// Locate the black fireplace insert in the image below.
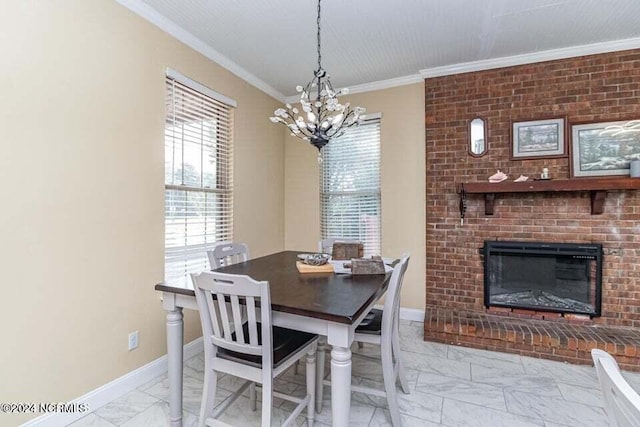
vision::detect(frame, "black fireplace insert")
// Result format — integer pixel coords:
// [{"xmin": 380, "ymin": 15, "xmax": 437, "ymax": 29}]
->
[{"xmin": 483, "ymin": 241, "xmax": 602, "ymax": 317}]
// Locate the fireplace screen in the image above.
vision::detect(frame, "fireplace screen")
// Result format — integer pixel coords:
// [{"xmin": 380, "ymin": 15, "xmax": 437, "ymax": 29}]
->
[{"xmin": 484, "ymin": 241, "xmax": 602, "ymax": 316}]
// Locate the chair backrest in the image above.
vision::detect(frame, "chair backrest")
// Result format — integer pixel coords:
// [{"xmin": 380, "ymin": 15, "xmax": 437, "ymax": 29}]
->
[
  {"xmin": 591, "ymin": 349, "xmax": 640, "ymax": 427},
  {"xmin": 381, "ymin": 254, "xmax": 410, "ymax": 346},
  {"xmin": 208, "ymin": 242, "xmax": 250, "ymax": 269},
  {"xmin": 318, "ymin": 237, "xmax": 362, "ymax": 255},
  {"xmin": 191, "ymin": 271, "xmax": 273, "ymax": 369}
]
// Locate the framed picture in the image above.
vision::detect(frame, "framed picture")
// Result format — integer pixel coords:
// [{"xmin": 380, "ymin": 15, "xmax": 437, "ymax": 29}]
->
[
  {"xmin": 510, "ymin": 117, "xmax": 566, "ymax": 160},
  {"xmin": 571, "ymin": 119, "xmax": 640, "ymax": 178}
]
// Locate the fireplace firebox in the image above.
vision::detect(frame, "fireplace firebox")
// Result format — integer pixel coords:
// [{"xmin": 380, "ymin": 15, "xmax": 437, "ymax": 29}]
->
[{"xmin": 483, "ymin": 241, "xmax": 602, "ymax": 317}]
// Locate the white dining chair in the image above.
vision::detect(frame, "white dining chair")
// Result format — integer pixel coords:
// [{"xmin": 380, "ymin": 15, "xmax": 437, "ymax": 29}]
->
[
  {"xmin": 320, "ymin": 254, "xmax": 411, "ymax": 426},
  {"xmin": 207, "ymin": 242, "xmax": 249, "ymax": 269},
  {"xmin": 206, "ymin": 241, "xmax": 257, "ymax": 405},
  {"xmin": 355, "ymin": 254, "xmax": 411, "ymax": 426},
  {"xmin": 317, "ymin": 237, "xmax": 361, "ymax": 256},
  {"xmin": 591, "ymin": 349, "xmax": 640, "ymax": 427},
  {"xmin": 192, "ymin": 271, "xmax": 318, "ymax": 427}
]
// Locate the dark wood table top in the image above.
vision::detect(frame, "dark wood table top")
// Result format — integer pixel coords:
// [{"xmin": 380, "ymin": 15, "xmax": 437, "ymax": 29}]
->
[{"xmin": 155, "ymin": 251, "xmax": 391, "ymax": 324}]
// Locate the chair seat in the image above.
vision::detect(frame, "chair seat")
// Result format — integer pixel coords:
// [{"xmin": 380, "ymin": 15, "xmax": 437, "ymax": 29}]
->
[
  {"xmin": 355, "ymin": 308, "xmax": 383, "ymax": 335},
  {"xmin": 217, "ymin": 322, "xmax": 317, "ymax": 368}
]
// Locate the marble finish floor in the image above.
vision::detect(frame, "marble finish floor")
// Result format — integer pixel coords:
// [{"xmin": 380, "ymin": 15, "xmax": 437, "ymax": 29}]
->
[{"xmin": 68, "ymin": 321, "xmax": 638, "ymax": 427}]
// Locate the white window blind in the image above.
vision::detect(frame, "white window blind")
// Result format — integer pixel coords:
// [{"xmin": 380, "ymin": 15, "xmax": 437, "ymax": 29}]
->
[
  {"xmin": 165, "ymin": 73, "xmax": 234, "ymax": 287},
  {"xmin": 320, "ymin": 118, "xmax": 381, "ymax": 257}
]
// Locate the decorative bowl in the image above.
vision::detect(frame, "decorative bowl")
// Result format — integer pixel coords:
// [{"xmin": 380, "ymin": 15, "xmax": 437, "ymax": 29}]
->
[{"xmin": 298, "ymin": 253, "xmax": 330, "ymax": 266}]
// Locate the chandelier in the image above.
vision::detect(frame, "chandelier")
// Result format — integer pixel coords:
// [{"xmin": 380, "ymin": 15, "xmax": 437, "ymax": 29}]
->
[{"xmin": 269, "ymin": 0, "xmax": 366, "ymax": 156}]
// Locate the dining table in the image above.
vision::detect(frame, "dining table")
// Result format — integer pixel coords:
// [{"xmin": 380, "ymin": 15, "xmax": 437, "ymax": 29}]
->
[{"xmin": 155, "ymin": 250, "xmax": 392, "ymax": 427}]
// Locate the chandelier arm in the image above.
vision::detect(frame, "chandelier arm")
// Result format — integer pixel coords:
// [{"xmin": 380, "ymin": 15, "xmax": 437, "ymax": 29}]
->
[
  {"xmin": 281, "ymin": 111, "xmax": 297, "ymax": 122},
  {"xmin": 302, "ymin": 82, "xmax": 314, "ymax": 104},
  {"xmin": 339, "ymin": 108, "xmax": 356, "ymax": 123},
  {"xmin": 317, "ymin": 102, "xmax": 330, "ymax": 122},
  {"xmin": 277, "ymin": 118, "xmax": 312, "ymax": 139}
]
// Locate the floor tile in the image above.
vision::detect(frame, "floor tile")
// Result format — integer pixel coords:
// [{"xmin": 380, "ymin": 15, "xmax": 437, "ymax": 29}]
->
[
  {"xmin": 396, "ymin": 387, "xmax": 442, "ymax": 423},
  {"xmin": 448, "ymin": 345, "xmax": 524, "ymax": 369},
  {"xmin": 369, "ymin": 407, "xmax": 442, "ymax": 426},
  {"xmin": 350, "ymin": 376, "xmax": 441, "ymax": 423},
  {"xmin": 521, "ymin": 357, "xmax": 600, "ymax": 388},
  {"xmin": 68, "ymin": 413, "xmax": 117, "ymax": 427},
  {"xmin": 403, "ymin": 352, "xmax": 471, "ymax": 380},
  {"xmin": 351, "ymin": 379, "xmax": 389, "ymax": 408},
  {"xmin": 622, "ymin": 371, "xmax": 640, "ymax": 393},
  {"xmin": 215, "ymin": 396, "xmax": 295, "ymax": 426},
  {"xmin": 441, "ymin": 399, "xmax": 544, "ymax": 427},
  {"xmin": 143, "ymin": 373, "xmax": 232, "ymax": 415},
  {"xmin": 469, "ymin": 362, "xmax": 525, "ymax": 379},
  {"xmin": 416, "ymin": 372, "xmax": 507, "ymax": 410},
  {"xmin": 95, "ymin": 389, "xmax": 159, "ymax": 425},
  {"xmin": 137, "ymin": 374, "xmax": 165, "ymax": 393},
  {"xmin": 471, "ymin": 366, "xmax": 562, "ymax": 397},
  {"xmin": 280, "ymin": 362, "xmax": 317, "ymax": 387},
  {"xmin": 185, "ymin": 353, "xmax": 205, "ymax": 374},
  {"xmin": 312, "ymin": 391, "xmax": 376, "ymax": 426},
  {"xmin": 119, "ymin": 401, "xmax": 198, "ymax": 427},
  {"xmin": 556, "ymin": 381, "xmax": 605, "ymax": 408},
  {"xmin": 351, "ymin": 359, "xmax": 419, "ymax": 392},
  {"xmin": 505, "ymin": 389, "xmax": 609, "ymax": 426},
  {"xmin": 350, "ymin": 357, "xmax": 388, "ymax": 383},
  {"xmin": 352, "ymin": 342, "xmax": 384, "ymax": 358},
  {"xmin": 399, "ymin": 327, "xmax": 448, "ymax": 358},
  {"xmin": 70, "ymin": 323, "xmax": 627, "ymax": 427}
]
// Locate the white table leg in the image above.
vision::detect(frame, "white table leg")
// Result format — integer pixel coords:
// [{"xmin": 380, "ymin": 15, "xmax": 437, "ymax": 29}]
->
[
  {"xmin": 330, "ymin": 346, "xmax": 352, "ymax": 427},
  {"xmin": 167, "ymin": 307, "xmax": 184, "ymax": 427},
  {"xmin": 315, "ymin": 336, "xmax": 326, "ymax": 413}
]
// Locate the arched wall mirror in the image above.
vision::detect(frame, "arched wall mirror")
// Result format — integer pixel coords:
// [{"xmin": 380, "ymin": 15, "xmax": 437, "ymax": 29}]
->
[{"xmin": 469, "ymin": 117, "xmax": 487, "ymax": 157}]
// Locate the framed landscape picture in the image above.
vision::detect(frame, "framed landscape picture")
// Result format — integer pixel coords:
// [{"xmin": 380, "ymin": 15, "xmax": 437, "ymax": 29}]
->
[
  {"xmin": 570, "ymin": 120, "xmax": 640, "ymax": 178},
  {"xmin": 510, "ymin": 117, "xmax": 567, "ymax": 160}
]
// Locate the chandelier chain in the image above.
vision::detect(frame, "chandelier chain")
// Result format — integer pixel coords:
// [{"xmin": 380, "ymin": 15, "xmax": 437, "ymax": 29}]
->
[
  {"xmin": 317, "ymin": 0, "xmax": 322, "ymax": 71},
  {"xmin": 269, "ymin": 0, "xmax": 366, "ymax": 151}
]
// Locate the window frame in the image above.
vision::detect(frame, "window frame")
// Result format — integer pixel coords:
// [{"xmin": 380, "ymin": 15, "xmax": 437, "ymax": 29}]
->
[
  {"xmin": 164, "ymin": 69, "xmax": 235, "ymax": 286},
  {"xmin": 319, "ymin": 114, "xmax": 382, "ymax": 257}
]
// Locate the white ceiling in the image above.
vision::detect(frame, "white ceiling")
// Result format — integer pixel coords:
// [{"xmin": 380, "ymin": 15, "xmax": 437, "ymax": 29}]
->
[{"xmin": 121, "ymin": 0, "xmax": 640, "ymax": 101}]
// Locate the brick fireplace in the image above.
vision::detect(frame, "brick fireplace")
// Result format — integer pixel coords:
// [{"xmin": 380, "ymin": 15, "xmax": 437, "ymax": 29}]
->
[{"xmin": 424, "ymin": 49, "xmax": 640, "ymax": 370}]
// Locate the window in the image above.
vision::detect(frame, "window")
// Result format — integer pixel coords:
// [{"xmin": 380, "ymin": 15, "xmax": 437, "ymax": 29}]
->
[
  {"xmin": 320, "ymin": 116, "xmax": 381, "ymax": 256},
  {"xmin": 164, "ymin": 70, "xmax": 235, "ymax": 286}
]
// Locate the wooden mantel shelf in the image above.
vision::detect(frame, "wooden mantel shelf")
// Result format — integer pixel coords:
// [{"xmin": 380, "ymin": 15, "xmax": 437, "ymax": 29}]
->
[{"xmin": 457, "ymin": 177, "xmax": 640, "ymax": 215}]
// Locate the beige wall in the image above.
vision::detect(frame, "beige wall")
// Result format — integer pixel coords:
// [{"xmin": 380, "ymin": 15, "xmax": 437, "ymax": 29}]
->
[
  {"xmin": 0, "ymin": 1, "xmax": 283, "ymax": 424},
  {"xmin": 284, "ymin": 83, "xmax": 426, "ymax": 310}
]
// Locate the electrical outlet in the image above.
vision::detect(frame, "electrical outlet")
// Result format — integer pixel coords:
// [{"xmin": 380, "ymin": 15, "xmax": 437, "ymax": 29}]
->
[{"xmin": 128, "ymin": 331, "xmax": 139, "ymax": 351}]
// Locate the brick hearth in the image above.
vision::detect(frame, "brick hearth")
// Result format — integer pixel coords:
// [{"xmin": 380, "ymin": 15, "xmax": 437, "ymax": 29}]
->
[{"xmin": 424, "ymin": 307, "xmax": 640, "ymax": 371}]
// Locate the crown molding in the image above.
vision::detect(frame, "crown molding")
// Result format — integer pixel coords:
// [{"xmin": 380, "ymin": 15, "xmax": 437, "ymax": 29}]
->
[
  {"xmin": 116, "ymin": 0, "xmax": 286, "ymax": 103},
  {"xmin": 283, "ymin": 73, "xmax": 422, "ymax": 104},
  {"xmin": 420, "ymin": 37, "xmax": 640, "ymax": 79},
  {"xmin": 116, "ymin": 0, "xmax": 640, "ymax": 100}
]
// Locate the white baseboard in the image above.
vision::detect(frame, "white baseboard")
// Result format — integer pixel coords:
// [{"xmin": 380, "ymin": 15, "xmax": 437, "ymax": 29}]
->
[
  {"xmin": 22, "ymin": 337, "xmax": 204, "ymax": 427},
  {"xmin": 399, "ymin": 307, "xmax": 426, "ymax": 322},
  {"xmin": 373, "ymin": 305, "xmax": 425, "ymax": 323}
]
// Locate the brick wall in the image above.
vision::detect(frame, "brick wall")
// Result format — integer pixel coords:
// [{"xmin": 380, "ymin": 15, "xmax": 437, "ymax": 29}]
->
[{"xmin": 425, "ymin": 49, "xmax": 640, "ymax": 328}]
